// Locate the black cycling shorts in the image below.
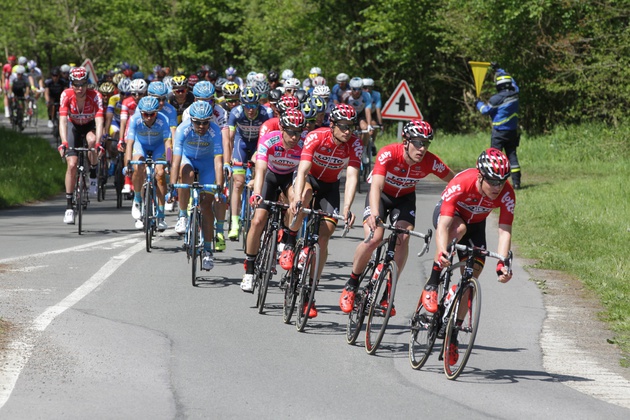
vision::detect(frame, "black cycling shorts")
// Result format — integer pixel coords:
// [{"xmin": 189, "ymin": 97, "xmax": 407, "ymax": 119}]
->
[
  {"xmin": 362, "ymin": 189, "xmax": 415, "ymax": 226},
  {"xmin": 433, "ymin": 200, "xmax": 487, "ymax": 266}
]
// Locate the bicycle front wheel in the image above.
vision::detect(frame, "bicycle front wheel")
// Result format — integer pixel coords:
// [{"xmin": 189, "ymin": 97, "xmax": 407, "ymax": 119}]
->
[
  {"xmin": 143, "ymin": 184, "xmax": 154, "ymax": 252},
  {"xmin": 257, "ymin": 228, "xmax": 277, "ymax": 314},
  {"xmin": 296, "ymin": 243, "xmax": 320, "ymax": 332},
  {"xmin": 365, "ymin": 262, "xmax": 398, "ymax": 355},
  {"xmin": 242, "ymin": 188, "xmax": 253, "ymax": 252},
  {"xmin": 97, "ymin": 155, "xmax": 107, "ymax": 202},
  {"xmin": 409, "ymin": 298, "xmax": 440, "ymax": 370},
  {"xmin": 75, "ymin": 174, "xmax": 85, "ymax": 235},
  {"xmin": 190, "ymin": 207, "xmax": 201, "ymax": 287},
  {"xmin": 346, "ymin": 261, "xmax": 376, "ymax": 345},
  {"xmin": 443, "ymin": 278, "xmax": 481, "ymax": 380}
]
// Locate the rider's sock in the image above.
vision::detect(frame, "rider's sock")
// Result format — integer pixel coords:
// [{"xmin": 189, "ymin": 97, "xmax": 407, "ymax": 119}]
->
[
  {"xmin": 204, "ymin": 241, "xmax": 213, "ymax": 253},
  {"xmin": 134, "ymin": 192, "xmax": 142, "ymax": 202},
  {"xmin": 178, "ymin": 209, "xmax": 187, "ymax": 218},
  {"xmin": 347, "ymin": 271, "xmax": 361, "ymax": 289},
  {"xmin": 66, "ymin": 193, "xmax": 73, "ymax": 209},
  {"xmin": 426, "ymin": 262, "xmax": 442, "ymax": 287},
  {"xmin": 215, "ymin": 220, "xmax": 224, "ymax": 234},
  {"xmin": 232, "ymin": 215, "xmax": 240, "ymax": 225},
  {"xmin": 157, "ymin": 205, "xmax": 165, "ymax": 218},
  {"xmin": 89, "ymin": 165, "xmax": 97, "ymax": 178},
  {"xmin": 245, "ymin": 254, "xmax": 256, "ymax": 275}
]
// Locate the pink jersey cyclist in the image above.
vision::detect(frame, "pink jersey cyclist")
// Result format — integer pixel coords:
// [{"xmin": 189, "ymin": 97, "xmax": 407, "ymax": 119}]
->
[
  {"xmin": 300, "ymin": 126, "xmax": 362, "ymax": 183},
  {"xmin": 257, "ymin": 129, "xmax": 304, "ymax": 175}
]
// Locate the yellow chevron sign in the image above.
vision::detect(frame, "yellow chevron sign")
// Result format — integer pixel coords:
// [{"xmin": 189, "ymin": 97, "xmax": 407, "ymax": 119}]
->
[{"xmin": 469, "ymin": 61, "xmax": 491, "ymax": 97}]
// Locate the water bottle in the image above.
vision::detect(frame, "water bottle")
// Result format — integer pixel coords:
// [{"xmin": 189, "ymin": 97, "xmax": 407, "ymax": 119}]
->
[
  {"xmin": 372, "ymin": 263, "xmax": 383, "ymax": 282},
  {"xmin": 442, "ymin": 284, "xmax": 458, "ymax": 323},
  {"xmin": 297, "ymin": 247, "xmax": 309, "ymax": 270}
]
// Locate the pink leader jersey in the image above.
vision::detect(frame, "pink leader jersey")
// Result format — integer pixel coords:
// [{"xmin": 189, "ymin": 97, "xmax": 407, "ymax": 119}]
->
[{"xmin": 256, "ymin": 130, "xmax": 304, "ymax": 175}]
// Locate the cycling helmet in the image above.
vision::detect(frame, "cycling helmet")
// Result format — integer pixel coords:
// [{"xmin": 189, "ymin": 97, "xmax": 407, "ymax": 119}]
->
[
  {"xmin": 280, "ymin": 108, "xmax": 306, "ymax": 130},
  {"xmin": 132, "ymin": 71, "xmax": 144, "ymax": 80},
  {"xmin": 187, "ymin": 74, "xmax": 199, "ymax": 88},
  {"xmin": 495, "ymin": 73, "xmax": 514, "ymax": 91},
  {"xmin": 60, "ymin": 64, "xmax": 71, "ymax": 73},
  {"xmin": 112, "ymin": 73, "xmax": 125, "ymax": 85},
  {"xmin": 130, "ymin": 64, "xmax": 139, "ymax": 72},
  {"xmin": 277, "ymin": 94, "xmax": 300, "ymax": 113},
  {"xmin": 192, "ymin": 80, "xmax": 216, "ymax": 99},
  {"xmin": 27, "ymin": 60, "xmax": 37, "ymax": 70},
  {"xmin": 309, "ymin": 67, "xmax": 322, "ymax": 76},
  {"xmin": 301, "ymin": 101, "xmax": 317, "ymax": 119},
  {"xmin": 137, "ymin": 96, "xmax": 160, "ymax": 113},
  {"xmin": 153, "ymin": 65, "xmax": 162, "ymax": 74},
  {"xmin": 362, "ymin": 78, "xmax": 375, "ymax": 87},
  {"xmin": 18, "ymin": 56, "xmax": 27, "ymax": 65},
  {"xmin": 129, "ymin": 78, "xmax": 148, "ymax": 94},
  {"xmin": 171, "ymin": 75, "xmax": 187, "ymax": 89},
  {"xmin": 284, "ymin": 77, "xmax": 300, "ymax": 89},
  {"xmin": 349, "ymin": 77, "xmax": 363, "ymax": 89},
  {"xmin": 222, "ymin": 81, "xmax": 240, "ymax": 97},
  {"xmin": 336, "ymin": 73, "xmax": 349, "ymax": 83},
  {"xmin": 215, "ymin": 77, "xmax": 228, "ymax": 90},
  {"xmin": 117, "ymin": 78, "xmax": 132, "ymax": 94},
  {"xmin": 15, "ymin": 65, "xmax": 26, "ymax": 75},
  {"xmin": 225, "ymin": 66, "xmax": 237, "ymax": 77},
  {"xmin": 269, "ymin": 88, "xmax": 283, "ymax": 104},
  {"xmin": 254, "ymin": 80, "xmax": 270, "ymax": 95},
  {"xmin": 402, "ymin": 120, "xmax": 434, "ymax": 141},
  {"xmin": 246, "ymin": 71, "xmax": 257, "ymax": 86},
  {"xmin": 7, "ymin": 55, "xmax": 16, "ymax": 63},
  {"xmin": 330, "ymin": 104, "xmax": 357, "ymax": 123},
  {"xmin": 310, "ymin": 95, "xmax": 327, "ymax": 114},
  {"xmin": 148, "ymin": 81, "xmax": 168, "ymax": 97},
  {"xmin": 208, "ymin": 69, "xmax": 218, "ymax": 80},
  {"xmin": 313, "ymin": 85, "xmax": 331, "ymax": 99},
  {"xmin": 69, "ymin": 67, "xmax": 88, "ymax": 82},
  {"xmin": 162, "ymin": 75, "xmax": 173, "ymax": 92},
  {"xmin": 477, "ymin": 148, "xmax": 511, "ymax": 181},
  {"xmin": 98, "ymin": 82, "xmax": 116, "ymax": 95},
  {"xmin": 281, "ymin": 69, "xmax": 294, "ymax": 80},
  {"xmin": 268, "ymin": 70, "xmax": 279, "ymax": 82},
  {"xmin": 295, "ymin": 89, "xmax": 308, "ymax": 103},
  {"xmin": 312, "ymin": 76, "xmax": 326, "ymax": 87},
  {"xmin": 254, "ymin": 72, "xmax": 266, "ymax": 83},
  {"xmin": 50, "ymin": 67, "xmax": 60, "ymax": 77},
  {"xmin": 189, "ymin": 100, "xmax": 213, "ymax": 120},
  {"xmin": 240, "ymin": 86, "xmax": 259, "ymax": 104}
]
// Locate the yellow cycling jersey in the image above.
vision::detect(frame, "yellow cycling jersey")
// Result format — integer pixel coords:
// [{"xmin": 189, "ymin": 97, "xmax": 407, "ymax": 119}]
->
[{"xmin": 107, "ymin": 94, "xmax": 122, "ymax": 123}]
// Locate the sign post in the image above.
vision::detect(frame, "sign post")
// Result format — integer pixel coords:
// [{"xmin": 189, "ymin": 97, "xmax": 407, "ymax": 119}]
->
[{"xmin": 381, "ymin": 80, "xmax": 423, "ymax": 139}]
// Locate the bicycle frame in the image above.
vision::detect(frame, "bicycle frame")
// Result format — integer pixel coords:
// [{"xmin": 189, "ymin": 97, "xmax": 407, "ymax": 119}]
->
[{"xmin": 69, "ymin": 147, "xmax": 94, "ymax": 235}]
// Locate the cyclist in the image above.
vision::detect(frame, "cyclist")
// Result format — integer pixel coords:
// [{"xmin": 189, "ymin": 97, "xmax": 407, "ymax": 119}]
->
[
  {"xmin": 98, "ymin": 82, "xmax": 118, "ymax": 156},
  {"xmin": 288, "ymin": 104, "xmax": 362, "ymax": 316},
  {"xmin": 58, "ymin": 67, "xmax": 105, "ymax": 224},
  {"xmin": 225, "ymin": 66, "xmax": 244, "ymax": 89},
  {"xmin": 120, "ymin": 78, "xmax": 147, "ymax": 148},
  {"xmin": 283, "ymin": 77, "xmax": 300, "ymax": 97},
  {"xmin": 241, "ymin": 109, "xmax": 307, "ymax": 293},
  {"xmin": 267, "ymin": 70, "xmax": 280, "ymax": 90},
  {"xmin": 342, "ymin": 77, "xmax": 373, "ymax": 147},
  {"xmin": 309, "ymin": 95, "xmax": 329, "ymax": 128},
  {"xmin": 2, "ymin": 55, "xmax": 17, "ymax": 118},
  {"xmin": 8, "ymin": 65, "xmax": 30, "ymax": 130},
  {"xmin": 259, "ymin": 94, "xmax": 299, "ymax": 136},
  {"xmin": 225, "ymin": 86, "xmax": 272, "ymax": 240},
  {"xmin": 362, "ymin": 77, "xmax": 382, "ymax": 155},
  {"xmin": 267, "ymin": 88, "xmax": 283, "ymax": 117},
  {"xmin": 331, "ymin": 73, "xmax": 349, "ymax": 105},
  {"xmin": 171, "ymin": 101, "xmax": 224, "ymax": 271},
  {"xmin": 145, "ymin": 81, "xmax": 178, "ymax": 143},
  {"xmin": 339, "ymin": 120, "xmax": 455, "ymax": 315},
  {"xmin": 220, "ymin": 81, "xmax": 240, "ymax": 113},
  {"xmin": 126, "ymin": 96, "xmax": 171, "ymax": 230},
  {"xmin": 44, "ymin": 67, "xmax": 67, "ymax": 129},
  {"xmin": 168, "ymin": 75, "xmax": 195, "ymax": 124},
  {"xmin": 421, "ymin": 148, "xmax": 515, "ymax": 364}
]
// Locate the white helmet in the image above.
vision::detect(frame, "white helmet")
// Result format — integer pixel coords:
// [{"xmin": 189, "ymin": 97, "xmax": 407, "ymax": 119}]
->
[
  {"xmin": 254, "ymin": 72, "xmax": 266, "ymax": 83},
  {"xmin": 60, "ymin": 64, "xmax": 71, "ymax": 73},
  {"xmin": 312, "ymin": 76, "xmax": 326, "ymax": 86},
  {"xmin": 15, "ymin": 65, "xmax": 26, "ymax": 74},
  {"xmin": 362, "ymin": 78, "xmax": 374, "ymax": 87},
  {"xmin": 246, "ymin": 71, "xmax": 257, "ymax": 86},
  {"xmin": 129, "ymin": 78, "xmax": 148, "ymax": 94},
  {"xmin": 336, "ymin": 73, "xmax": 349, "ymax": 83},
  {"xmin": 309, "ymin": 67, "xmax": 322, "ymax": 76},
  {"xmin": 281, "ymin": 69, "xmax": 294, "ymax": 80},
  {"xmin": 27, "ymin": 60, "xmax": 37, "ymax": 70},
  {"xmin": 284, "ymin": 77, "xmax": 300, "ymax": 89},
  {"xmin": 349, "ymin": 77, "xmax": 363, "ymax": 89},
  {"xmin": 18, "ymin": 56, "xmax": 27, "ymax": 65},
  {"xmin": 313, "ymin": 85, "xmax": 331, "ymax": 98}
]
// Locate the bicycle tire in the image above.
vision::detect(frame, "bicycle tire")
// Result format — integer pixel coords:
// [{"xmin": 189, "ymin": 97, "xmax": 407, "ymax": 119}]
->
[
  {"xmin": 97, "ymin": 156, "xmax": 106, "ymax": 202},
  {"xmin": 365, "ymin": 262, "xmax": 398, "ymax": 355},
  {"xmin": 114, "ymin": 156, "xmax": 124, "ymax": 208},
  {"xmin": 443, "ymin": 278, "xmax": 481, "ymax": 380},
  {"xmin": 409, "ymin": 300, "xmax": 440, "ymax": 369},
  {"xmin": 242, "ymin": 187, "xmax": 252, "ymax": 252},
  {"xmin": 257, "ymin": 228, "xmax": 277, "ymax": 314},
  {"xmin": 190, "ymin": 207, "xmax": 200, "ymax": 286},
  {"xmin": 31, "ymin": 102, "xmax": 38, "ymax": 127},
  {"xmin": 253, "ymin": 222, "xmax": 272, "ymax": 306},
  {"xmin": 296, "ymin": 243, "xmax": 320, "ymax": 332},
  {"xmin": 144, "ymin": 184, "xmax": 153, "ymax": 252},
  {"xmin": 76, "ymin": 174, "xmax": 84, "ymax": 235},
  {"xmin": 346, "ymin": 260, "xmax": 377, "ymax": 345}
]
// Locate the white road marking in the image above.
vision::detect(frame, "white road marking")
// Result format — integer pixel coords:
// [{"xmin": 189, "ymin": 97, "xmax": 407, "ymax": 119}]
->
[{"xmin": 0, "ymin": 239, "xmax": 144, "ymax": 408}]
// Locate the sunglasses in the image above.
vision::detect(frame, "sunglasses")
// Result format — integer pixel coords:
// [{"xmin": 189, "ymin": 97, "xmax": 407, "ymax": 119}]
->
[
  {"xmin": 132, "ymin": 93, "xmax": 145, "ymax": 97},
  {"xmin": 73, "ymin": 83, "xmax": 88, "ymax": 88},
  {"xmin": 284, "ymin": 129, "xmax": 302, "ymax": 137},
  {"xmin": 174, "ymin": 89, "xmax": 186, "ymax": 94},
  {"xmin": 284, "ymin": 88, "xmax": 296, "ymax": 93},
  {"xmin": 192, "ymin": 119, "xmax": 210, "ymax": 126},
  {"xmin": 351, "ymin": 88, "xmax": 361, "ymax": 91},
  {"xmin": 141, "ymin": 112, "xmax": 156, "ymax": 118},
  {"xmin": 408, "ymin": 139, "xmax": 431, "ymax": 149},
  {"xmin": 336, "ymin": 123, "xmax": 353, "ymax": 132},
  {"xmin": 225, "ymin": 98, "xmax": 240, "ymax": 103},
  {"xmin": 306, "ymin": 118, "xmax": 316, "ymax": 123},
  {"xmin": 484, "ymin": 177, "xmax": 507, "ymax": 187},
  {"xmin": 243, "ymin": 103, "xmax": 258, "ymax": 110}
]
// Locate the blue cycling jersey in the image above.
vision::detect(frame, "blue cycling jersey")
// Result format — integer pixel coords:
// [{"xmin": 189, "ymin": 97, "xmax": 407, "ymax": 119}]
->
[
  {"xmin": 227, "ymin": 105, "xmax": 271, "ymax": 142},
  {"xmin": 344, "ymin": 90, "xmax": 372, "ymax": 114},
  {"xmin": 127, "ymin": 112, "xmax": 171, "ymax": 147},
  {"xmin": 132, "ymin": 102, "xmax": 178, "ymax": 128},
  {"xmin": 369, "ymin": 90, "xmax": 382, "ymax": 109},
  {"xmin": 173, "ymin": 119, "xmax": 223, "ymax": 160}
]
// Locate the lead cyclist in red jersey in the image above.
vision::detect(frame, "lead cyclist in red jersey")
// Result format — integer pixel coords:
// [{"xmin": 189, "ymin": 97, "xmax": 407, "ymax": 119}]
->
[{"xmin": 58, "ymin": 67, "xmax": 105, "ymax": 224}]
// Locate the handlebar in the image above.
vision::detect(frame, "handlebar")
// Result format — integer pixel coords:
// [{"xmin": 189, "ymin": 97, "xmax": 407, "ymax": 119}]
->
[
  {"xmin": 129, "ymin": 160, "xmax": 169, "ymax": 166},
  {"xmin": 447, "ymin": 239, "xmax": 512, "ymax": 273},
  {"xmin": 173, "ymin": 183, "xmax": 220, "ymax": 193},
  {"xmin": 363, "ymin": 222, "xmax": 433, "ymax": 257}
]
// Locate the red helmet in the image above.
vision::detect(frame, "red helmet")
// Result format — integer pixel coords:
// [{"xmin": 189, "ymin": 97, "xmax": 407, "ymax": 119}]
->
[
  {"xmin": 7, "ymin": 55, "xmax": 16, "ymax": 63},
  {"xmin": 330, "ymin": 104, "xmax": 357, "ymax": 122},
  {"xmin": 402, "ymin": 120, "xmax": 433, "ymax": 140},
  {"xmin": 477, "ymin": 148, "xmax": 511, "ymax": 181},
  {"xmin": 277, "ymin": 94, "xmax": 299, "ymax": 113},
  {"xmin": 280, "ymin": 108, "xmax": 306, "ymax": 130},
  {"xmin": 187, "ymin": 74, "xmax": 199, "ymax": 88},
  {"xmin": 69, "ymin": 67, "xmax": 89, "ymax": 83}
]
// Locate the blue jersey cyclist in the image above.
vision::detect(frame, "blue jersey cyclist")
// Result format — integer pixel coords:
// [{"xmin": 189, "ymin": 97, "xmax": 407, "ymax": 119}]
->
[
  {"xmin": 225, "ymin": 86, "xmax": 272, "ymax": 240},
  {"xmin": 126, "ymin": 96, "xmax": 172, "ymax": 231},
  {"xmin": 171, "ymin": 101, "xmax": 224, "ymax": 271},
  {"xmin": 342, "ymin": 77, "xmax": 373, "ymax": 146}
]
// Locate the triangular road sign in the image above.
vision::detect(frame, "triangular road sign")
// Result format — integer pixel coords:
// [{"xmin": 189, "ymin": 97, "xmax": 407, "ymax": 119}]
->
[
  {"xmin": 381, "ymin": 80, "xmax": 423, "ymax": 121},
  {"xmin": 81, "ymin": 59, "xmax": 98, "ymax": 84}
]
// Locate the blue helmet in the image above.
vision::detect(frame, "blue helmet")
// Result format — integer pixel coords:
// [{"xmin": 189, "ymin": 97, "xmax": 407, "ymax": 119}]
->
[
  {"xmin": 192, "ymin": 81, "xmax": 216, "ymax": 99},
  {"xmin": 240, "ymin": 86, "xmax": 259, "ymax": 104},
  {"xmin": 301, "ymin": 101, "xmax": 317, "ymax": 119},
  {"xmin": 147, "ymin": 81, "xmax": 168, "ymax": 97},
  {"xmin": 309, "ymin": 95, "xmax": 327, "ymax": 114},
  {"xmin": 189, "ymin": 101, "xmax": 213, "ymax": 120},
  {"xmin": 117, "ymin": 78, "xmax": 131, "ymax": 94},
  {"xmin": 137, "ymin": 96, "xmax": 160, "ymax": 113},
  {"xmin": 225, "ymin": 66, "xmax": 237, "ymax": 77}
]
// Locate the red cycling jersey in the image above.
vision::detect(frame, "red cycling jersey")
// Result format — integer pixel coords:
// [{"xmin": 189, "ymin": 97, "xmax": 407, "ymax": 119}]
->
[
  {"xmin": 440, "ymin": 168, "xmax": 515, "ymax": 225},
  {"xmin": 300, "ymin": 127, "xmax": 362, "ymax": 183},
  {"xmin": 59, "ymin": 88, "xmax": 104, "ymax": 125},
  {"xmin": 372, "ymin": 143, "xmax": 451, "ymax": 197},
  {"xmin": 259, "ymin": 117, "xmax": 280, "ymax": 137},
  {"xmin": 120, "ymin": 96, "xmax": 139, "ymax": 121}
]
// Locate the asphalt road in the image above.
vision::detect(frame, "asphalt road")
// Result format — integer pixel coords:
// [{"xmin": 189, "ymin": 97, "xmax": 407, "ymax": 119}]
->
[{"xmin": 0, "ymin": 116, "xmax": 629, "ymax": 418}]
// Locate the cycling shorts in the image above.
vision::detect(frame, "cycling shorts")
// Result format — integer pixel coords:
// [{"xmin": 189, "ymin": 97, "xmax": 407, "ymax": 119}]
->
[
  {"xmin": 305, "ymin": 175, "xmax": 340, "ymax": 225},
  {"xmin": 65, "ymin": 120, "xmax": 96, "ymax": 157},
  {"xmin": 232, "ymin": 136, "xmax": 257, "ymax": 174},
  {"xmin": 433, "ymin": 200, "xmax": 487, "ymax": 267},
  {"xmin": 181, "ymin": 155, "xmax": 217, "ymax": 192},
  {"xmin": 259, "ymin": 171, "xmax": 293, "ymax": 211},
  {"xmin": 363, "ymin": 190, "xmax": 415, "ymax": 226},
  {"xmin": 132, "ymin": 141, "xmax": 166, "ymax": 161}
]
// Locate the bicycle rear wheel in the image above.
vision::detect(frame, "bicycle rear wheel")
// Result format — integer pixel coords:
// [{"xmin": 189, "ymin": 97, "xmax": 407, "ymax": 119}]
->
[
  {"xmin": 114, "ymin": 155, "xmax": 124, "ymax": 208},
  {"xmin": 143, "ymin": 183, "xmax": 154, "ymax": 252},
  {"xmin": 241, "ymin": 187, "xmax": 252, "ymax": 252},
  {"xmin": 257, "ymin": 228, "xmax": 277, "ymax": 313},
  {"xmin": 190, "ymin": 207, "xmax": 201, "ymax": 286},
  {"xmin": 75, "ymin": 173, "xmax": 86, "ymax": 235},
  {"xmin": 346, "ymin": 261, "xmax": 376, "ymax": 345},
  {"xmin": 443, "ymin": 278, "xmax": 481, "ymax": 380},
  {"xmin": 296, "ymin": 243, "xmax": 320, "ymax": 332},
  {"xmin": 365, "ymin": 262, "xmax": 398, "ymax": 355},
  {"xmin": 97, "ymin": 155, "xmax": 107, "ymax": 202}
]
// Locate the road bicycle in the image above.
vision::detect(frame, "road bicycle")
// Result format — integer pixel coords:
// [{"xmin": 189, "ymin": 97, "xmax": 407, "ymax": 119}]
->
[
  {"xmin": 113, "ymin": 145, "xmax": 126, "ymax": 209},
  {"xmin": 51, "ymin": 104, "xmax": 61, "ymax": 147},
  {"xmin": 252, "ymin": 198, "xmax": 290, "ymax": 314},
  {"xmin": 67, "ymin": 147, "xmax": 95, "ymax": 235},
  {"xmin": 174, "ymin": 172, "xmax": 219, "ymax": 287},
  {"xmin": 96, "ymin": 151, "xmax": 108, "ymax": 202},
  {"xmin": 282, "ymin": 204, "xmax": 347, "ymax": 332},
  {"xmin": 409, "ymin": 239, "xmax": 512, "ymax": 380},
  {"xmin": 9, "ymin": 96, "xmax": 25, "ymax": 132},
  {"xmin": 23, "ymin": 96, "xmax": 38, "ymax": 128},
  {"xmin": 130, "ymin": 152, "xmax": 168, "ymax": 252},
  {"xmin": 230, "ymin": 161, "xmax": 254, "ymax": 251},
  {"xmin": 346, "ymin": 221, "xmax": 432, "ymax": 354},
  {"xmin": 354, "ymin": 125, "xmax": 381, "ymax": 194}
]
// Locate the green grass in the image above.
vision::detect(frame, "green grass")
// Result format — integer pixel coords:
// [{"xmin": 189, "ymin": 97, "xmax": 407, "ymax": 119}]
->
[
  {"xmin": 377, "ymin": 123, "xmax": 630, "ymax": 365},
  {"xmin": 0, "ymin": 127, "xmax": 66, "ymax": 208}
]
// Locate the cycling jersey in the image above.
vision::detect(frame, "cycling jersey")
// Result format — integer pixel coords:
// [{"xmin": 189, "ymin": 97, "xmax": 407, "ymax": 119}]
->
[
  {"xmin": 173, "ymin": 120, "xmax": 223, "ymax": 161},
  {"xmin": 369, "ymin": 90, "xmax": 382, "ymax": 109},
  {"xmin": 168, "ymin": 91, "xmax": 195, "ymax": 123},
  {"xmin": 120, "ymin": 96, "xmax": 139, "ymax": 121},
  {"xmin": 371, "ymin": 143, "xmax": 451, "ymax": 198},
  {"xmin": 10, "ymin": 77, "xmax": 29, "ymax": 98},
  {"xmin": 342, "ymin": 90, "xmax": 372, "ymax": 115},
  {"xmin": 2, "ymin": 63, "xmax": 12, "ymax": 90},
  {"xmin": 127, "ymin": 112, "xmax": 171, "ymax": 147},
  {"xmin": 301, "ymin": 127, "xmax": 362, "ymax": 183},
  {"xmin": 106, "ymin": 94, "xmax": 122, "ymax": 124},
  {"xmin": 256, "ymin": 130, "xmax": 304, "ymax": 175},
  {"xmin": 439, "ymin": 168, "xmax": 515, "ymax": 226},
  {"xmin": 59, "ymin": 88, "xmax": 104, "ymax": 125},
  {"xmin": 181, "ymin": 103, "xmax": 227, "ymax": 129},
  {"xmin": 259, "ymin": 117, "xmax": 280, "ymax": 137},
  {"xmin": 228, "ymin": 105, "xmax": 272, "ymax": 142},
  {"xmin": 45, "ymin": 78, "xmax": 68, "ymax": 104}
]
